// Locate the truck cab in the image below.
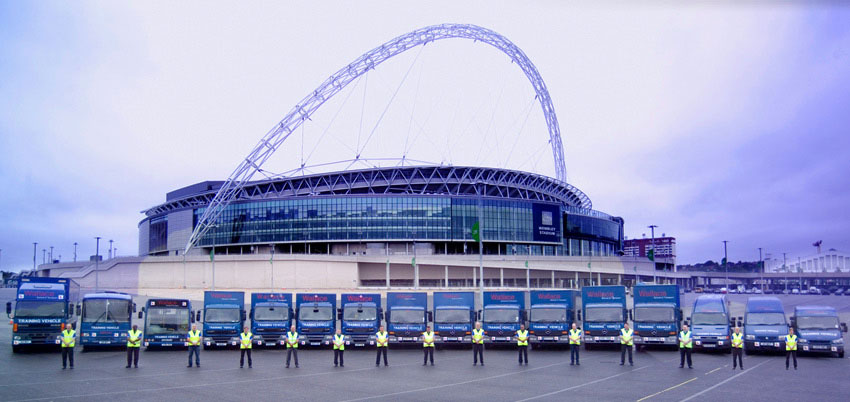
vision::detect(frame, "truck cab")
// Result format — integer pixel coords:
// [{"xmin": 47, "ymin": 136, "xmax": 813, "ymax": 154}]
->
[
  {"xmin": 340, "ymin": 293, "xmax": 382, "ymax": 347},
  {"xmin": 743, "ymin": 296, "xmax": 788, "ymax": 354},
  {"xmin": 581, "ymin": 286, "xmax": 627, "ymax": 347},
  {"xmin": 80, "ymin": 292, "xmax": 135, "ymax": 349},
  {"xmin": 433, "ymin": 292, "xmax": 475, "ymax": 344},
  {"xmin": 250, "ymin": 293, "xmax": 292, "ymax": 347},
  {"xmin": 7, "ymin": 277, "xmax": 80, "ymax": 353},
  {"xmin": 689, "ymin": 294, "xmax": 732, "ymax": 351},
  {"xmin": 481, "ymin": 291, "xmax": 526, "ymax": 343},
  {"xmin": 633, "ymin": 284, "xmax": 681, "ymax": 348},
  {"xmin": 386, "ymin": 292, "xmax": 429, "ymax": 344},
  {"xmin": 141, "ymin": 298, "xmax": 193, "ymax": 348},
  {"xmin": 791, "ymin": 305, "xmax": 847, "ymax": 358},
  {"xmin": 202, "ymin": 291, "xmax": 246, "ymax": 349},
  {"xmin": 528, "ymin": 290, "xmax": 577, "ymax": 346},
  {"xmin": 296, "ymin": 293, "xmax": 336, "ymax": 346}
]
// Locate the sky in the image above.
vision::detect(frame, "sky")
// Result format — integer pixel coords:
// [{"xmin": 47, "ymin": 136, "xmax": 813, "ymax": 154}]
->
[{"xmin": 1, "ymin": 1, "xmax": 849, "ymax": 271}]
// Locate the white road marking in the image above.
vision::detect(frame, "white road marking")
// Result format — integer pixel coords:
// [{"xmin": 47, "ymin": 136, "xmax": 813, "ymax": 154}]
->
[
  {"xmin": 515, "ymin": 366, "xmax": 650, "ymax": 402},
  {"xmin": 679, "ymin": 359, "xmax": 770, "ymax": 402}
]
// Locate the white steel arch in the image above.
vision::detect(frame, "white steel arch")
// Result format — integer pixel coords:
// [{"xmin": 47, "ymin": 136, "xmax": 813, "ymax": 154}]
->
[{"xmin": 186, "ymin": 23, "xmax": 570, "ymax": 253}]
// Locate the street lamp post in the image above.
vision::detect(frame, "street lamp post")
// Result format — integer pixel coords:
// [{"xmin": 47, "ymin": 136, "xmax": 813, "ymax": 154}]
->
[
  {"xmin": 74, "ymin": 242, "xmax": 78, "ymax": 262},
  {"xmin": 783, "ymin": 252, "xmax": 788, "ymax": 292},
  {"xmin": 109, "ymin": 239, "xmax": 113, "ymax": 260},
  {"xmin": 477, "ymin": 185, "xmax": 484, "ymax": 306},
  {"xmin": 722, "ymin": 240, "xmax": 729, "ymax": 288},
  {"xmin": 648, "ymin": 225, "xmax": 657, "ymax": 283},
  {"xmin": 42, "ymin": 249, "xmax": 46, "ymax": 265},
  {"xmin": 49, "ymin": 246, "xmax": 53, "ymax": 264},
  {"xmin": 270, "ymin": 244, "xmax": 275, "ymax": 290},
  {"xmin": 33, "ymin": 242, "xmax": 37, "ymax": 270},
  {"xmin": 758, "ymin": 247, "xmax": 763, "ymax": 292},
  {"xmin": 95, "ymin": 237, "xmax": 101, "ymax": 292}
]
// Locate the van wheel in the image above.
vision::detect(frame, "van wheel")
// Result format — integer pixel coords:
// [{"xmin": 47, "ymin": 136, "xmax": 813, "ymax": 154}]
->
[
  {"xmin": 839, "ymin": 351, "xmax": 845, "ymax": 358},
  {"xmin": 744, "ymin": 348, "xmax": 751, "ymax": 355}
]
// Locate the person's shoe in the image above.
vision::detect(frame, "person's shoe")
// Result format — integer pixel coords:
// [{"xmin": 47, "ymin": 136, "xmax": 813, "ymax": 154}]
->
[
  {"xmin": 630, "ymin": 363, "xmax": 633, "ymax": 366},
  {"xmin": 196, "ymin": 364, "xmax": 200, "ymax": 367},
  {"xmin": 619, "ymin": 362, "xmax": 624, "ymax": 366},
  {"xmin": 679, "ymin": 365, "xmax": 683, "ymax": 368},
  {"xmin": 334, "ymin": 364, "xmax": 338, "ymax": 367},
  {"xmin": 249, "ymin": 365, "xmax": 252, "ymax": 368},
  {"xmin": 786, "ymin": 367, "xmax": 789, "ymax": 370},
  {"xmin": 689, "ymin": 366, "xmax": 693, "ymax": 369},
  {"xmin": 473, "ymin": 363, "xmax": 477, "ymax": 366},
  {"xmin": 70, "ymin": 366, "xmax": 74, "ymax": 369},
  {"xmin": 286, "ymin": 365, "xmax": 290, "ymax": 368},
  {"xmin": 430, "ymin": 362, "xmax": 434, "ymax": 366},
  {"xmin": 577, "ymin": 362, "xmax": 580, "ymax": 366},
  {"xmin": 295, "ymin": 364, "xmax": 299, "ymax": 368},
  {"xmin": 134, "ymin": 365, "xmax": 138, "ymax": 368},
  {"xmin": 423, "ymin": 363, "xmax": 427, "ymax": 366},
  {"xmin": 240, "ymin": 365, "xmax": 244, "ymax": 368},
  {"xmin": 340, "ymin": 364, "xmax": 344, "ymax": 367},
  {"xmin": 376, "ymin": 363, "xmax": 380, "ymax": 367},
  {"xmin": 187, "ymin": 365, "xmax": 192, "ymax": 368},
  {"xmin": 480, "ymin": 363, "xmax": 484, "ymax": 366},
  {"xmin": 62, "ymin": 367, "xmax": 66, "ymax": 370},
  {"xmin": 794, "ymin": 367, "xmax": 797, "ymax": 370},
  {"xmin": 385, "ymin": 364, "xmax": 388, "ymax": 366},
  {"xmin": 126, "ymin": 365, "xmax": 131, "ymax": 368}
]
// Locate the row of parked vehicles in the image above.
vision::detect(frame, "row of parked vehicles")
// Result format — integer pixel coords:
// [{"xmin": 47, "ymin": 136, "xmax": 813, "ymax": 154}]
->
[
  {"xmin": 7, "ymin": 278, "xmax": 847, "ymax": 357},
  {"xmin": 693, "ymin": 286, "xmax": 850, "ymax": 295}
]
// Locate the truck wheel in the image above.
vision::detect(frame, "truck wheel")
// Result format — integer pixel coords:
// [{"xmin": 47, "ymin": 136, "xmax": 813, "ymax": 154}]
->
[
  {"xmin": 12, "ymin": 345, "xmax": 22, "ymax": 354},
  {"xmin": 584, "ymin": 344, "xmax": 592, "ymax": 351},
  {"xmin": 839, "ymin": 351, "xmax": 845, "ymax": 358},
  {"xmin": 744, "ymin": 347, "xmax": 751, "ymax": 355}
]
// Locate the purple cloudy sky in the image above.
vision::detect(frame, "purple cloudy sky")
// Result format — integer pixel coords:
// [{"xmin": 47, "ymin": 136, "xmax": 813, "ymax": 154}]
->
[{"xmin": 1, "ymin": 1, "xmax": 849, "ymax": 271}]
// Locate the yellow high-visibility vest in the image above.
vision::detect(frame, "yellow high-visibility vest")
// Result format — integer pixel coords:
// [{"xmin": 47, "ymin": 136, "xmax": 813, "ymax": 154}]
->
[
  {"xmin": 620, "ymin": 328, "xmax": 634, "ymax": 346},
  {"xmin": 333, "ymin": 334, "xmax": 345, "ymax": 351},
  {"xmin": 785, "ymin": 334, "xmax": 797, "ymax": 351},
  {"xmin": 240, "ymin": 332, "xmax": 253, "ymax": 349},
  {"xmin": 61, "ymin": 329, "xmax": 76, "ymax": 348},
  {"xmin": 732, "ymin": 333, "xmax": 744, "ymax": 348},
  {"xmin": 376, "ymin": 331, "xmax": 388, "ymax": 347},
  {"xmin": 188, "ymin": 330, "xmax": 201, "ymax": 346},
  {"xmin": 569, "ymin": 329, "xmax": 582, "ymax": 345},
  {"xmin": 516, "ymin": 329, "xmax": 529, "ymax": 346},
  {"xmin": 422, "ymin": 331, "xmax": 435, "ymax": 347},
  {"xmin": 679, "ymin": 331, "xmax": 692, "ymax": 349},
  {"xmin": 127, "ymin": 329, "xmax": 142, "ymax": 348},
  {"xmin": 286, "ymin": 331, "xmax": 299, "ymax": 349},
  {"xmin": 472, "ymin": 328, "xmax": 485, "ymax": 344}
]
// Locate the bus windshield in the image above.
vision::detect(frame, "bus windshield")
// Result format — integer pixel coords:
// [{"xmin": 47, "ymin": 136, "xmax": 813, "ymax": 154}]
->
[
  {"xmin": 83, "ymin": 299, "xmax": 131, "ymax": 324},
  {"xmin": 146, "ymin": 307, "xmax": 190, "ymax": 335}
]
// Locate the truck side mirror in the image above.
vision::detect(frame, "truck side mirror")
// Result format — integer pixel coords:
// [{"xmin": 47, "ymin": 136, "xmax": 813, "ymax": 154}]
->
[
  {"xmin": 5, "ymin": 301, "xmax": 11, "ymax": 317},
  {"xmin": 241, "ymin": 310, "xmax": 247, "ymax": 322},
  {"xmin": 138, "ymin": 311, "xmax": 143, "ymax": 319},
  {"xmin": 132, "ymin": 303, "xmax": 137, "ymax": 313},
  {"xmin": 628, "ymin": 309, "xmax": 633, "ymax": 321},
  {"xmin": 679, "ymin": 309, "xmax": 683, "ymax": 320},
  {"xmin": 477, "ymin": 310, "xmax": 482, "ymax": 320},
  {"xmin": 841, "ymin": 323, "xmax": 848, "ymax": 333},
  {"xmin": 789, "ymin": 317, "xmax": 796, "ymax": 327},
  {"xmin": 577, "ymin": 310, "xmax": 582, "ymax": 321},
  {"xmin": 76, "ymin": 304, "xmax": 82, "ymax": 316},
  {"xmin": 379, "ymin": 308, "xmax": 384, "ymax": 321},
  {"xmin": 337, "ymin": 308, "xmax": 343, "ymax": 321},
  {"xmin": 427, "ymin": 311, "xmax": 433, "ymax": 322},
  {"xmin": 737, "ymin": 316, "xmax": 743, "ymax": 322},
  {"xmin": 196, "ymin": 311, "xmax": 202, "ymax": 322},
  {"xmin": 521, "ymin": 310, "xmax": 527, "ymax": 322}
]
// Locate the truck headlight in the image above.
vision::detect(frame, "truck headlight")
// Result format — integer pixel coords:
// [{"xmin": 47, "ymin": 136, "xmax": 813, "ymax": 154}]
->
[
  {"xmin": 253, "ymin": 335, "xmax": 262, "ymax": 340},
  {"xmin": 692, "ymin": 336, "xmax": 701, "ymax": 340},
  {"xmin": 832, "ymin": 338, "xmax": 844, "ymax": 344},
  {"xmin": 798, "ymin": 338, "xmax": 808, "ymax": 343},
  {"xmin": 745, "ymin": 335, "xmax": 755, "ymax": 340},
  {"xmin": 778, "ymin": 336, "xmax": 785, "ymax": 341},
  {"xmin": 463, "ymin": 335, "xmax": 472, "ymax": 341},
  {"xmin": 388, "ymin": 336, "xmax": 398, "ymax": 342},
  {"xmin": 559, "ymin": 335, "xmax": 570, "ymax": 341},
  {"xmin": 114, "ymin": 333, "xmax": 120, "ymax": 337},
  {"xmin": 344, "ymin": 335, "xmax": 352, "ymax": 342}
]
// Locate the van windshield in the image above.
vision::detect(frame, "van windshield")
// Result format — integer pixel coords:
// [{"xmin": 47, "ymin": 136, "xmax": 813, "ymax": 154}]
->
[
  {"xmin": 796, "ymin": 316, "xmax": 839, "ymax": 330},
  {"xmin": 746, "ymin": 313, "xmax": 785, "ymax": 325},
  {"xmin": 691, "ymin": 313, "xmax": 728, "ymax": 325}
]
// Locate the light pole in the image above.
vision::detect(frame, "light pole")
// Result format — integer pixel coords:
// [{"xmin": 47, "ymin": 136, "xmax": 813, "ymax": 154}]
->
[
  {"xmin": 270, "ymin": 244, "xmax": 275, "ymax": 291},
  {"xmin": 33, "ymin": 242, "xmax": 37, "ymax": 270},
  {"xmin": 783, "ymin": 252, "xmax": 787, "ymax": 292},
  {"xmin": 49, "ymin": 246, "xmax": 54, "ymax": 264},
  {"xmin": 42, "ymin": 249, "xmax": 46, "ymax": 265},
  {"xmin": 95, "ymin": 237, "xmax": 101, "ymax": 292},
  {"xmin": 477, "ymin": 184, "xmax": 484, "ymax": 307},
  {"xmin": 73, "ymin": 242, "xmax": 78, "ymax": 262},
  {"xmin": 722, "ymin": 240, "xmax": 728, "ymax": 288},
  {"xmin": 798, "ymin": 256, "xmax": 803, "ymax": 290},
  {"xmin": 758, "ymin": 247, "xmax": 763, "ymax": 292},
  {"xmin": 109, "ymin": 239, "xmax": 113, "ymax": 260},
  {"xmin": 649, "ymin": 225, "xmax": 657, "ymax": 283}
]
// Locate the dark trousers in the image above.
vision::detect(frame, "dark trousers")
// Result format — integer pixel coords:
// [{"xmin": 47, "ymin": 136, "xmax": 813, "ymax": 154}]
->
[
  {"xmin": 188, "ymin": 346, "xmax": 200, "ymax": 366},
  {"xmin": 61, "ymin": 348, "xmax": 74, "ymax": 368},
  {"xmin": 518, "ymin": 345, "xmax": 528, "ymax": 364},
  {"xmin": 423, "ymin": 347, "xmax": 434, "ymax": 364},
  {"xmin": 620, "ymin": 344, "xmax": 633, "ymax": 364},
  {"xmin": 334, "ymin": 349, "xmax": 344, "ymax": 366},
  {"xmin": 286, "ymin": 348, "xmax": 299, "ymax": 366},
  {"xmin": 126, "ymin": 347, "xmax": 140, "ymax": 367},
  {"xmin": 679, "ymin": 348, "xmax": 692, "ymax": 367},
  {"xmin": 732, "ymin": 348, "xmax": 743, "ymax": 368},
  {"xmin": 785, "ymin": 350, "xmax": 797, "ymax": 368},
  {"xmin": 473, "ymin": 343, "xmax": 484, "ymax": 364},
  {"xmin": 570, "ymin": 344, "xmax": 580, "ymax": 363},
  {"xmin": 376, "ymin": 347, "xmax": 388, "ymax": 365},
  {"xmin": 240, "ymin": 349, "xmax": 252, "ymax": 367}
]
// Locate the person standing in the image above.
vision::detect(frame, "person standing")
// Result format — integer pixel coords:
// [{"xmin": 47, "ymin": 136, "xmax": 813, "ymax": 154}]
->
[
  {"xmin": 731, "ymin": 326, "xmax": 744, "ymax": 370},
  {"xmin": 126, "ymin": 324, "xmax": 142, "ymax": 368},
  {"xmin": 569, "ymin": 322, "xmax": 581, "ymax": 366},
  {"xmin": 60, "ymin": 322, "xmax": 76, "ymax": 369},
  {"xmin": 785, "ymin": 327, "xmax": 798, "ymax": 370},
  {"xmin": 187, "ymin": 324, "xmax": 201, "ymax": 368},
  {"xmin": 619, "ymin": 322, "xmax": 634, "ymax": 366},
  {"xmin": 421, "ymin": 325, "xmax": 435, "ymax": 366},
  {"xmin": 240, "ymin": 326, "xmax": 253, "ymax": 368},
  {"xmin": 472, "ymin": 321, "xmax": 485, "ymax": 366},
  {"xmin": 679, "ymin": 324, "xmax": 693, "ymax": 369},
  {"xmin": 286, "ymin": 325, "xmax": 299, "ymax": 368},
  {"xmin": 375, "ymin": 325, "xmax": 389, "ymax": 366},
  {"xmin": 333, "ymin": 329, "xmax": 345, "ymax": 367},
  {"xmin": 516, "ymin": 324, "xmax": 529, "ymax": 365}
]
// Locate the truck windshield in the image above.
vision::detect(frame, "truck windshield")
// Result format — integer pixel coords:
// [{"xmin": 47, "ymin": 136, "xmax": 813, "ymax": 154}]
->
[
  {"xmin": 691, "ymin": 313, "xmax": 728, "ymax": 325},
  {"xmin": 299, "ymin": 306, "xmax": 333, "ymax": 321},
  {"xmin": 146, "ymin": 307, "xmax": 189, "ymax": 335},
  {"xmin": 796, "ymin": 316, "xmax": 839, "ymax": 330},
  {"xmin": 390, "ymin": 309, "xmax": 424, "ymax": 324},
  {"xmin": 483, "ymin": 308, "xmax": 519, "ymax": 323},
  {"xmin": 435, "ymin": 308, "xmax": 470, "ymax": 323},
  {"xmin": 343, "ymin": 307, "xmax": 377, "ymax": 321},
  {"xmin": 15, "ymin": 301, "xmax": 65, "ymax": 318},
  {"xmin": 254, "ymin": 306, "xmax": 289, "ymax": 321},
  {"xmin": 746, "ymin": 313, "xmax": 786, "ymax": 325},
  {"xmin": 205, "ymin": 308, "xmax": 240, "ymax": 323},
  {"xmin": 83, "ymin": 299, "xmax": 131, "ymax": 324},
  {"xmin": 584, "ymin": 307, "xmax": 623, "ymax": 322},
  {"xmin": 634, "ymin": 307, "xmax": 674, "ymax": 322},
  {"xmin": 530, "ymin": 307, "xmax": 567, "ymax": 322}
]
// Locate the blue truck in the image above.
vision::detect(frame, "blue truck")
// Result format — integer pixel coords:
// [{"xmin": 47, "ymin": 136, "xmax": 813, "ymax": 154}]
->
[
  {"xmin": 481, "ymin": 291, "xmax": 526, "ymax": 344},
  {"xmin": 140, "ymin": 298, "xmax": 194, "ymax": 348},
  {"xmin": 581, "ymin": 286, "xmax": 627, "ymax": 348},
  {"xmin": 633, "ymin": 284, "xmax": 681, "ymax": 348},
  {"xmin": 386, "ymin": 292, "xmax": 429, "ymax": 344},
  {"xmin": 689, "ymin": 294, "xmax": 732, "ymax": 352},
  {"xmin": 433, "ymin": 291, "xmax": 475, "ymax": 345},
  {"xmin": 339, "ymin": 293, "xmax": 382, "ymax": 347},
  {"xmin": 296, "ymin": 293, "xmax": 337, "ymax": 346},
  {"xmin": 743, "ymin": 296, "xmax": 788, "ymax": 354},
  {"xmin": 791, "ymin": 305, "xmax": 847, "ymax": 358},
  {"xmin": 7, "ymin": 277, "xmax": 80, "ymax": 353},
  {"xmin": 250, "ymin": 293, "xmax": 292, "ymax": 347},
  {"xmin": 528, "ymin": 290, "xmax": 578, "ymax": 347},
  {"xmin": 80, "ymin": 292, "xmax": 135, "ymax": 349},
  {"xmin": 202, "ymin": 291, "xmax": 246, "ymax": 349}
]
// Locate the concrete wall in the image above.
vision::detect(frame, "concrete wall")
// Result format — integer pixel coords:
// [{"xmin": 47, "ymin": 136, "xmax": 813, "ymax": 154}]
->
[{"xmin": 166, "ymin": 209, "xmax": 194, "ymax": 254}]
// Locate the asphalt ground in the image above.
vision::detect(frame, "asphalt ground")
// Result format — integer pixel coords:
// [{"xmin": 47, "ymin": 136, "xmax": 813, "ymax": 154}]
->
[{"xmin": 1, "ymin": 292, "xmax": 848, "ymax": 402}]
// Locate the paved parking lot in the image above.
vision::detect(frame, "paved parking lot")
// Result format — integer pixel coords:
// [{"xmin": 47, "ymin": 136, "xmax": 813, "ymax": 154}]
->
[{"xmin": 1, "ymin": 292, "xmax": 847, "ymax": 401}]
